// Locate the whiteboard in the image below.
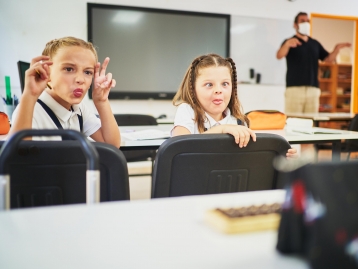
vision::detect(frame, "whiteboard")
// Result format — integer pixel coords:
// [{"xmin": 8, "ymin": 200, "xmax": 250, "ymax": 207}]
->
[{"xmin": 230, "ymin": 16, "xmax": 294, "ymax": 85}]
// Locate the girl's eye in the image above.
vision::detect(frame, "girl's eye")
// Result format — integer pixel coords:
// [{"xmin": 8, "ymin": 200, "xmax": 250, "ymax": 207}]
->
[
  {"xmin": 205, "ymin": 83, "xmax": 212, "ymax": 87},
  {"xmin": 223, "ymin": 82, "xmax": 230, "ymax": 86},
  {"xmin": 85, "ymin": 71, "xmax": 93, "ymax": 75},
  {"xmin": 65, "ymin": 67, "xmax": 73, "ymax": 72}
]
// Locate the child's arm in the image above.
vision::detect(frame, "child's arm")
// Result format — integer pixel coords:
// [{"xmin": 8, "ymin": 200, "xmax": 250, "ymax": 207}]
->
[
  {"xmin": 9, "ymin": 56, "xmax": 52, "ymax": 137},
  {"xmin": 172, "ymin": 124, "xmax": 256, "ymax": 148},
  {"xmin": 90, "ymin": 57, "xmax": 121, "ymax": 148}
]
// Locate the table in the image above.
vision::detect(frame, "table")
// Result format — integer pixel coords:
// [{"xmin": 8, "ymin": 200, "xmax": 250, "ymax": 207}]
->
[
  {"xmin": 286, "ymin": 112, "xmax": 355, "ymax": 127},
  {"xmin": 119, "ymin": 125, "xmax": 358, "ymax": 161},
  {"xmin": 0, "ymin": 190, "xmax": 307, "ymax": 269}
]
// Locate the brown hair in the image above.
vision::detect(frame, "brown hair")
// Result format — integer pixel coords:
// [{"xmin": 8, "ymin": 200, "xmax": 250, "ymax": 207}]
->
[
  {"xmin": 173, "ymin": 53, "xmax": 248, "ymax": 133},
  {"xmin": 294, "ymin": 12, "xmax": 308, "ymax": 24},
  {"xmin": 42, "ymin": 36, "xmax": 98, "ymax": 62}
]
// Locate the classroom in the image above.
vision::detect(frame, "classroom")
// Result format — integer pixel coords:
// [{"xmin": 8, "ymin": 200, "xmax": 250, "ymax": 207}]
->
[{"xmin": 1, "ymin": 0, "xmax": 358, "ymax": 268}]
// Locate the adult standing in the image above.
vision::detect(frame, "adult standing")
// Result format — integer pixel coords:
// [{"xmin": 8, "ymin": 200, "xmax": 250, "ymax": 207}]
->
[{"xmin": 277, "ymin": 12, "xmax": 351, "ymax": 113}]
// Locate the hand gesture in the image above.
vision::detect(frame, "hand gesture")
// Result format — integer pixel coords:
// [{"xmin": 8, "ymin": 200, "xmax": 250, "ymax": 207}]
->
[
  {"xmin": 285, "ymin": 38, "xmax": 302, "ymax": 48},
  {"xmin": 222, "ymin": 125, "xmax": 256, "ymax": 148},
  {"xmin": 24, "ymin": 56, "xmax": 53, "ymax": 98},
  {"xmin": 92, "ymin": 57, "xmax": 116, "ymax": 103},
  {"xmin": 335, "ymin": 42, "xmax": 351, "ymax": 50}
]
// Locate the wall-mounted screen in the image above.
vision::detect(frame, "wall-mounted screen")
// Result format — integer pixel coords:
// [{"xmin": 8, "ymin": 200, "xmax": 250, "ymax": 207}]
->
[{"xmin": 88, "ymin": 3, "xmax": 230, "ymax": 100}]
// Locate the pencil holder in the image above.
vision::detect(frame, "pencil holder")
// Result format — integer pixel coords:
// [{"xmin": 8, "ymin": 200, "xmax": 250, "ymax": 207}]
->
[{"xmin": 4, "ymin": 104, "xmax": 14, "ymax": 121}]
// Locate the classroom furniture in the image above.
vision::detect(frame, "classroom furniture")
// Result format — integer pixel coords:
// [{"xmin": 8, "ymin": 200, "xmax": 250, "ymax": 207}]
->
[
  {"xmin": 277, "ymin": 160, "xmax": 358, "ymax": 268},
  {"xmin": 114, "ymin": 114, "xmax": 158, "ymax": 126},
  {"xmin": 118, "ymin": 125, "xmax": 358, "ymax": 161},
  {"xmin": 286, "ymin": 112, "xmax": 354, "ymax": 127},
  {"xmin": 0, "ymin": 189, "xmax": 307, "ymax": 269},
  {"xmin": 115, "ymin": 114, "xmax": 158, "ymax": 176},
  {"xmin": 0, "ymin": 130, "xmax": 129, "ymax": 209},
  {"xmin": 318, "ymin": 62, "xmax": 352, "ymax": 112},
  {"xmin": 151, "ymin": 133, "xmax": 291, "ymax": 198},
  {"xmin": 315, "ymin": 114, "xmax": 358, "ymax": 160}
]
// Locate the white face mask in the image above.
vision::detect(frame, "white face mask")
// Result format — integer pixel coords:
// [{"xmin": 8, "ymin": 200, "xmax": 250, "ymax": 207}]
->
[{"xmin": 298, "ymin": 22, "xmax": 310, "ymax": 36}]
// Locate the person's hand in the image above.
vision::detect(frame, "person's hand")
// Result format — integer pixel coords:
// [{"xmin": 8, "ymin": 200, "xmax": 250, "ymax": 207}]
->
[
  {"xmin": 286, "ymin": 148, "xmax": 298, "ymax": 159},
  {"xmin": 335, "ymin": 42, "xmax": 351, "ymax": 51},
  {"xmin": 221, "ymin": 125, "xmax": 256, "ymax": 148},
  {"xmin": 285, "ymin": 38, "xmax": 302, "ymax": 48},
  {"xmin": 24, "ymin": 56, "xmax": 53, "ymax": 98},
  {"xmin": 92, "ymin": 57, "xmax": 116, "ymax": 103}
]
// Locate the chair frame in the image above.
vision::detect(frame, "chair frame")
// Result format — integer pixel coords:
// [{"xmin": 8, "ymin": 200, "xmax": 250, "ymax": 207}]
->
[{"xmin": 152, "ymin": 133, "xmax": 291, "ymax": 198}]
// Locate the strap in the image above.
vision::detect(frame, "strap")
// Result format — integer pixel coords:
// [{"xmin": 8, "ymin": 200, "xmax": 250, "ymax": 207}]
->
[
  {"xmin": 37, "ymin": 99, "xmax": 83, "ymax": 137},
  {"xmin": 37, "ymin": 99, "xmax": 63, "ymax": 130}
]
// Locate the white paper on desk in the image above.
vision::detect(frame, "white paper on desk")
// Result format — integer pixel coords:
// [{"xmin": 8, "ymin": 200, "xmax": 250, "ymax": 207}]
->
[
  {"xmin": 291, "ymin": 127, "xmax": 343, "ymax": 135},
  {"xmin": 121, "ymin": 129, "xmax": 171, "ymax": 140}
]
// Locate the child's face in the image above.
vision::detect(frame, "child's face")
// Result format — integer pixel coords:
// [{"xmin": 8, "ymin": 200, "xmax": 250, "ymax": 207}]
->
[
  {"xmin": 48, "ymin": 46, "xmax": 96, "ymax": 110},
  {"xmin": 195, "ymin": 66, "xmax": 232, "ymax": 122}
]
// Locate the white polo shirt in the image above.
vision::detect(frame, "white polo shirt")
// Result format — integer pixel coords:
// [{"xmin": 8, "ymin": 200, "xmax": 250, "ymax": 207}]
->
[
  {"xmin": 172, "ymin": 103, "xmax": 240, "ymax": 135},
  {"xmin": 12, "ymin": 91, "xmax": 101, "ymax": 140}
]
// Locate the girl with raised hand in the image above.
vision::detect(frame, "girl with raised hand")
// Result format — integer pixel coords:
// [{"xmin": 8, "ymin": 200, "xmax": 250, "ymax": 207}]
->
[{"xmin": 10, "ymin": 36, "xmax": 120, "ymax": 148}]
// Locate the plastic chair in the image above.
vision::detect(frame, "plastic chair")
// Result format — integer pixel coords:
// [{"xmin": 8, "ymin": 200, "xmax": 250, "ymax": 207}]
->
[
  {"xmin": 115, "ymin": 114, "xmax": 158, "ymax": 175},
  {"xmin": 152, "ymin": 133, "xmax": 291, "ymax": 198},
  {"xmin": 114, "ymin": 114, "xmax": 158, "ymax": 126},
  {"xmin": 315, "ymin": 114, "xmax": 358, "ymax": 160},
  {"xmin": 0, "ymin": 130, "xmax": 129, "ymax": 209}
]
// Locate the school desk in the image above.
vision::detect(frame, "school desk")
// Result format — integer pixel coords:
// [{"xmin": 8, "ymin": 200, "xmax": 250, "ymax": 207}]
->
[
  {"xmin": 119, "ymin": 125, "xmax": 358, "ymax": 161},
  {"xmin": 0, "ymin": 189, "xmax": 307, "ymax": 269},
  {"xmin": 286, "ymin": 112, "xmax": 354, "ymax": 127}
]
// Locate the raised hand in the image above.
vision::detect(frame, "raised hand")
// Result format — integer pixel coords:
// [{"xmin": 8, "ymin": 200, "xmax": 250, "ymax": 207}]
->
[
  {"xmin": 25, "ymin": 56, "xmax": 53, "ymax": 98},
  {"xmin": 92, "ymin": 57, "xmax": 116, "ymax": 103},
  {"xmin": 335, "ymin": 42, "xmax": 351, "ymax": 50}
]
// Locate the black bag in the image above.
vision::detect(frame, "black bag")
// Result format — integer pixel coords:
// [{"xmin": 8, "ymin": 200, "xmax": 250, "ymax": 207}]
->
[{"xmin": 277, "ymin": 161, "xmax": 358, "ymax": 269}]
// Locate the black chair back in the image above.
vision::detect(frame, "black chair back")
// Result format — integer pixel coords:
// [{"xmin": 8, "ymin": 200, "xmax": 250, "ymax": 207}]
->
[
  {"xmin": 345, "ymin": 114, "xmax": 358, "ymax": 151},
  {"xmin": 115, "ymin": 114, "xmax": 158, "ymax": 165},
  {"xmin": 152, "ymin": 133, "xmax": 291, "ymax": 198},
  {"xmin": 1, "ymin": 140, "xmax": 129, "ymax": 208},
  {"xmin": 114, "ymin": 114, "xmax": 158, "ymax": 126}
]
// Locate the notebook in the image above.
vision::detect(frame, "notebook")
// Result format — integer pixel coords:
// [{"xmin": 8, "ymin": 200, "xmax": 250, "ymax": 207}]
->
[{"xmin": 121, "ymin": 129, "xmax": 170, "ymax": 140}]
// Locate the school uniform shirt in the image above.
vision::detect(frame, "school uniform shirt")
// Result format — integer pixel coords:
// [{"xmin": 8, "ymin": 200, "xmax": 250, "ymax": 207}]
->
[
  {"xmin": 172, "ymin": 103, "xmax": 240, "ymax": 135},
  {"xmin": 12, "ymin": 91, "xmax": 101, "ymax": 140}
]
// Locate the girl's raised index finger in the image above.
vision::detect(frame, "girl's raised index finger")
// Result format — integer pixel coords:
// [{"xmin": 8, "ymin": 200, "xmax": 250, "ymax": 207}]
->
[{"xmin": 100, "ymin": 57, "xmax": 110, "ymax": 76}]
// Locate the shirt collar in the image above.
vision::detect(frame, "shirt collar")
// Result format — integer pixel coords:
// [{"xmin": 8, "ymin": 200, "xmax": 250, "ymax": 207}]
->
[
  {"xmin": 204, "ymin": 108, "xmax": 232, "ymax": 130},
  {"xmin": 40, "ymin": 91, "xmax": 81, "ymax": 122}
]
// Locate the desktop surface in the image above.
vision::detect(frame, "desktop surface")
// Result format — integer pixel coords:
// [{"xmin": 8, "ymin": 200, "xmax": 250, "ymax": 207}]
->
[{"xmin": 0, "ymin": 190, "xmax": 307, "ymax": 269}]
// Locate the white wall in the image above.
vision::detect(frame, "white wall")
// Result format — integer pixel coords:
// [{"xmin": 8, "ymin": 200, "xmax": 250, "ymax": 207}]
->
[{"xmin": 1, "ymin": 0, "xmax": 358, "ymax": 116}]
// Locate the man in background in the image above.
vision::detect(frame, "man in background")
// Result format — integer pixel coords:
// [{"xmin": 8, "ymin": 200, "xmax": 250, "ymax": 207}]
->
[{"xmin": 277, "ymin": 12, "xmax": 351, "ymax": 113}]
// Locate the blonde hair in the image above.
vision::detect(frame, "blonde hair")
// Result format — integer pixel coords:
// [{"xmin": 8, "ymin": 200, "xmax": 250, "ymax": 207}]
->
[
  {"xmin": 42, "ymin": 36, "xmax": 98, "ymax": 62},
  {"xmin": 173, "ymin": 53, "xmax": 248, "ymax": 133}
]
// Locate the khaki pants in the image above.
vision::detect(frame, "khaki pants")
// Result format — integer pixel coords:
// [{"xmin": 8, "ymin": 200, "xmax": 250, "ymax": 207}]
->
[{"xmin": 285, "ymin": 86, "xmax": 321, "ymax": 113}]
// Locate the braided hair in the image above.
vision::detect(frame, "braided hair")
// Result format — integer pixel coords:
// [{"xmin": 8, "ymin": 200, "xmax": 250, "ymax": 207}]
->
[{"xmin": 173, "ymin": 54, "xmax": 249, "ymax": 133}]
